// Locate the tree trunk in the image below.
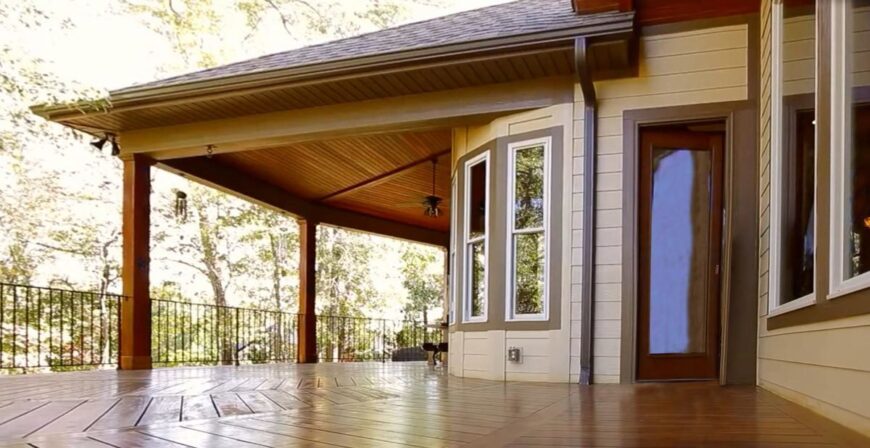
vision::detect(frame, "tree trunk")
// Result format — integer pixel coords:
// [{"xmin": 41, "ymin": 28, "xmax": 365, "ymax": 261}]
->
[
  {"xmin": 268, "ymin": 233, "xmax": 286, "ymax": 357},
  {"xmin": 197, "ymin": 207, "xmax": 235, "ymax": 365}
]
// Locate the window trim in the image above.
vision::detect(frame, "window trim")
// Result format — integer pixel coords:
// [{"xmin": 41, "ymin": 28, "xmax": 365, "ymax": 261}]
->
[
  {"xmin": 504, "ymin": 137, "xmax": 552, "ymax": 322},
  {"xmin": 463, "ymin": 151, "xmax": 490, "ymax": 323},
  {"xmin": 768, "ymin": 0, "xmax": 818, "ymax": 315},
  {"xmin": 829, "ymin": 0, "xmax": 870, "ymax": 300}
]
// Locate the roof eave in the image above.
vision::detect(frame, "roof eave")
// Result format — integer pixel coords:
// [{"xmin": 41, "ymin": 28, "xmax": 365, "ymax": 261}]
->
[{"xmin": 35, "ymin": 11, "xmax": 634, "ymax": 125}]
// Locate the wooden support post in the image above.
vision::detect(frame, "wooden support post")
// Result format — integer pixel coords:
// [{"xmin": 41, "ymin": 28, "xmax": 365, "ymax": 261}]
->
[
  {"xmin": 297, "ymin": 219, "xmax": 317, "ymax": 363},
  {"xmin": 120, "ymin": 155, "xmax": 152, "ymax": 370}
]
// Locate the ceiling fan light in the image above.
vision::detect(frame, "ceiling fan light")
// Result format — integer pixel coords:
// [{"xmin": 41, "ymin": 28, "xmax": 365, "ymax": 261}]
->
[{"xmin": 90, "ymin": 137, "xmax": 108, "ymax": 150}]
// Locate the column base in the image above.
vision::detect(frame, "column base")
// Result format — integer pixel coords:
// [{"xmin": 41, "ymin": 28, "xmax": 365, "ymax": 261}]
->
[{"xmin": 119, "ymin": 355, "xmax": 152, "ymax": 370}]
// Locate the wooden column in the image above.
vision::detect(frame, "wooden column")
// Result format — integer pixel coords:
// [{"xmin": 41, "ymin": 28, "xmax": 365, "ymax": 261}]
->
[
  {"xmin": 297, "ymin": 219, "xmax": 318, "ymax": 363},
  {"xmin": 120, "ymin": 155, "xmax": 152, "ymax": 370}
]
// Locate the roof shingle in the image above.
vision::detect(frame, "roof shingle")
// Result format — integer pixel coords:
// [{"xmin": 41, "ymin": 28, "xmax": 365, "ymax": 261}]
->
[{"xmin": 116, "ymin": 0, "xmax": 616, "ymax": 93}]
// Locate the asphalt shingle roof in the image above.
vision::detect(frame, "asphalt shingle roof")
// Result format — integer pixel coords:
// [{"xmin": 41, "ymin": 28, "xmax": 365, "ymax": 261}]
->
[{"xmin": 118, "ymin": 0, "xmax": 615, "ymax": 93}]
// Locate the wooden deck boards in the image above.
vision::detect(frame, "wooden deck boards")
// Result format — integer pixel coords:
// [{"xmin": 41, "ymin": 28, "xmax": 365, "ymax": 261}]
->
[{"xmin": 0, "ymin": 363, "xmax": 865, "ymax": 447}]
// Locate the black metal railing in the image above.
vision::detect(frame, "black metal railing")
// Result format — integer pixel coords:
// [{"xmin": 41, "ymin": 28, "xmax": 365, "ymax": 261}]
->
[
  {"xmin": 1, "ymin": 283, "xmax": 443, "ymax": 371},
  {"xmin": 151, "ymin": 299, "xmax": 298, "ymax": 366},
  {"xmin": 0, "ymin": 283, "xmax": 121, "ymax": 371},
  {"xmin": 316, "ymin": 315, "xmax": 442, "ymax": 362}
]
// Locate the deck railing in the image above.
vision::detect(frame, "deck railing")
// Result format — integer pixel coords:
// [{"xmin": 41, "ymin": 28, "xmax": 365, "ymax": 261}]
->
[
  {"xmin": 0, "ymin": 283, "xmax": 121, "ymax": 370},
  {"xmin": 1, "ymin": 283, "xmax": 442, "ymax": 371},
  {"xmin": 152, "ymin": 299, "xmax": 299, "ymax": 366},
  {"xmin": 316, "ymin": 314, "xmax": 441, "ymax": 362}
]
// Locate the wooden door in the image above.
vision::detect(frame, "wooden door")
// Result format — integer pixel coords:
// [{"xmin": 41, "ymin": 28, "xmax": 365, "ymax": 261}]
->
[{"xmin": 637, "ymin": 128, "xmax": 724, "ymax": 381}]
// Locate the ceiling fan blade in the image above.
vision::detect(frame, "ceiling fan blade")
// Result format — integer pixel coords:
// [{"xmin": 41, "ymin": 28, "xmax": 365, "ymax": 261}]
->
[{"xmin": 393, "ymin": 201, "xmax": 427, "ymax": 208}]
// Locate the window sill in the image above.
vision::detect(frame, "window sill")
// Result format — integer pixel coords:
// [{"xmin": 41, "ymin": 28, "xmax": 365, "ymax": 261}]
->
[
  {"xmin": 768, "ymin": 293, "xmax": 815, "ymax": 317},
  {"xmin": 829, "ymin": 273, "xmax": 870, "ymax": 300},
  {"xmin": 463, "ymin": 317, "xmax": 488, "ymax": 324},
  {"xmin": 506, "ymin": 315, "xmax": 548, "ymax": 322}
]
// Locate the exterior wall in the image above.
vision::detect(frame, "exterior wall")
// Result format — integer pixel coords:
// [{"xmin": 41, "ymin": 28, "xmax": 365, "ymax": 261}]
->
[
  {"xmin": 756, "ymin": 0, "xmax": 870, "ymax": 437},
  {"xmin": 569, "ymin": 23, "xmax": 751, "ymax": 384},
  {"xmin": 448, "ymin": 104, "xmax": 574, "ymax": 382}
]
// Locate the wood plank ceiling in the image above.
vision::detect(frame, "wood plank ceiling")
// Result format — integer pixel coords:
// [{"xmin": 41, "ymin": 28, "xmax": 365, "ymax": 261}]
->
[{"xmin": 213, "ymin": 129, "xmax": 452, "ymax": 232}]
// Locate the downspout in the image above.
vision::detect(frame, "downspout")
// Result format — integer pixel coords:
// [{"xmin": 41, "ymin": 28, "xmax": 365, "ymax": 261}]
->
[{"xmin": 575, "ymin": 37, "xmax": 597, "ymax": 385}]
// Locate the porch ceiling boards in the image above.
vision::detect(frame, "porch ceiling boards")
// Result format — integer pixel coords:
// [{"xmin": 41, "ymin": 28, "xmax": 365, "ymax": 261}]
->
[{"xmin": 210, "ymin": 129, "xmax": 452, "ymax": 232}]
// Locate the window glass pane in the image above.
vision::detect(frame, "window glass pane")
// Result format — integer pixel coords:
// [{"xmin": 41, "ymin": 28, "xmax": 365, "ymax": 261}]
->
[
  {"xmin": 781, "ymin": 109, "xmax": 815, "ymax": 301},
  {"xmin": 468, "ymin": 161, "xmax": 487, "ymax": 240},
  {"xmin": 514, "ymin": 232, "xmax": 545, "ymax": 315},
  {"xmin": 648, "ymin": 149, "xmax": 711, "ymax": 355},
  {"xmin": 845, "ymin": 0, "xmax": 870, "ymax": 279},
  {"xmin": 779, "ymin": 0, "xmax": 816, "ymax": 303},
  {"xmin": 514, "ymin": 145, "xmax": 545, "ymax": 230},
  {"xmin": 469, "ymin": 241, "xmax": 486, "ymax": 317}
]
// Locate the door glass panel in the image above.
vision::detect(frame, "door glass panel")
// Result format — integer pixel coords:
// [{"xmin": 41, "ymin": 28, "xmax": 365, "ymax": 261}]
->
[{"xmin": 649, "ymin": 148, "xmax": 712, "ymax": 355}]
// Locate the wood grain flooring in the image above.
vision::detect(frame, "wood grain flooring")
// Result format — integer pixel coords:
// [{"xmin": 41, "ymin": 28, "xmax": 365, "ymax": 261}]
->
[{"xmin": 0, "ymin": 363, "xmax": 865, "ymax": 447}]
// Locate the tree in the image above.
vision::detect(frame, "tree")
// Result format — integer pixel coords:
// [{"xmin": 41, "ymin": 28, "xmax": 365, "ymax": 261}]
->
[
  {"xmin": 152, "ymin": 183, "xmax": 257, "ymax": 362},
  {"xmin": 400, "ymin": 245, "xmax": 443, "ymax": 325},
  {"xmin": 237, "ymin": 203, "xmax": 299, "ymax": 311},
  {"xmin": 120, "ymin": 0, "xmax": 414, "ymax": 76}
]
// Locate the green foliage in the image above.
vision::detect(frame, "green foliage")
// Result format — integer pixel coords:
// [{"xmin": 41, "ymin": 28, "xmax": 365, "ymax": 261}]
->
[
  {"xmin": 400, "ymin": 245, "xmax": 443, "ymax": 324},
  {"xmin": 1, "ymin": 0, "xmax": 456, "ymax": 371}
]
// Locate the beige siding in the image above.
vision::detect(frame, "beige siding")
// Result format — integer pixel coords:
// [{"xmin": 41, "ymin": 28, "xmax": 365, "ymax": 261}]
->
[
  {"xmin": 569, "ymin": 24, "xmax": 749, "ymax": 384},
  {"xmin": 757, "ymin": 2, "xmax": 870, "ymax": 437}
]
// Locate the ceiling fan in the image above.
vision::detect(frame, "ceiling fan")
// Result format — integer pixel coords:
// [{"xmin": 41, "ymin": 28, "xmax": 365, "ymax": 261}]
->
[{"xmin": 397, "ymin": 158, "xmax": 443, "ymax": 217}]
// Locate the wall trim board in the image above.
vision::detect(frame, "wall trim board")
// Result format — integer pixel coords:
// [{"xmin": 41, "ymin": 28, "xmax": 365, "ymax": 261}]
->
[{"xmin": 620, "ymin": 100, "xmax": 759, "ymax": 385}]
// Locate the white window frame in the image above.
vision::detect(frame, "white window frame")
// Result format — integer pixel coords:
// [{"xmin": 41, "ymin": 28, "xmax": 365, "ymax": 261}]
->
[
  {"xmin": 768, "ymin": 0, "xmax": 817, "ymax": 316},
  {"xmin": 463, "ymin": 151, "xmax": 490, "ymax": 323},
  {"xmin": 829, "ymin": 0, "xmax": 870, "ymax": 299},
  {"xmin": 505, "ymin": 137, "xmax": 551, "ymax": 322},
  {"xmin": 449, "ymin": 176, "xmax": 458, "ymax": 325}
]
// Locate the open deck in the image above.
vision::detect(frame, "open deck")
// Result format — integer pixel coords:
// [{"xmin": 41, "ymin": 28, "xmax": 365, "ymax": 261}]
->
[{"xmin": 0, "ymin": 363, "xmax": 865, "ymax": 447}]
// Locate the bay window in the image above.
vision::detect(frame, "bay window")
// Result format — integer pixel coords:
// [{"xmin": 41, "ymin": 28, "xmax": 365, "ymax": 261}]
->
[{"xmin": 506, "ymin": 138, "xmax": 550, "ymax": 320}]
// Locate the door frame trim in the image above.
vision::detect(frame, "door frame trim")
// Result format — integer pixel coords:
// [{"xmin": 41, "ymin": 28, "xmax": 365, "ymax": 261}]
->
[{"xmin": 620, "ymin": 100, "xmax": 758, "ymax": 384}]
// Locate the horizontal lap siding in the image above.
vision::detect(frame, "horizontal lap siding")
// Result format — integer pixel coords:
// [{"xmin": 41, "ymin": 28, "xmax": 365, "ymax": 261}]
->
[
  {"xmin": 757, "ymin": 3, "xmax": 870, "ymax": 437},
  {"xmin": 569, "ymin": 24, "xmax": 749, "ymax": 384}
]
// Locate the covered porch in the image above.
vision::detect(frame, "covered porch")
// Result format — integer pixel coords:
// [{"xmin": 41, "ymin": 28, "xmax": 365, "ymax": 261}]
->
[{"xmin": 0, "ymin": 362, "xmax": 865, "ymax": 447}]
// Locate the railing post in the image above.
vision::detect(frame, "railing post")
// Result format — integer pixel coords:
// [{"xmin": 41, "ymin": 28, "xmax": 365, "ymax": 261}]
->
[
  {"xmin": 234, "ymin": 307, "xmax": 240, "ymax": 366},
  {"xmin": 381, "ymin": 319, "xmax": 386, "ymax": 363}
]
